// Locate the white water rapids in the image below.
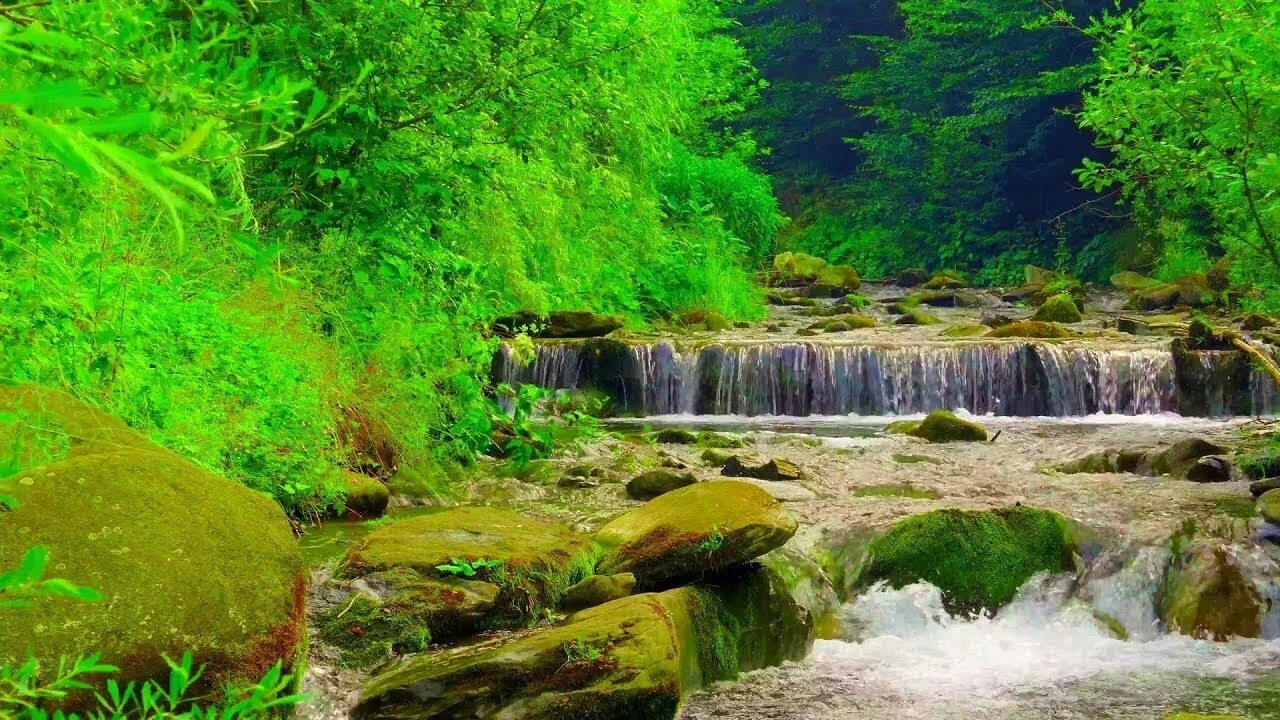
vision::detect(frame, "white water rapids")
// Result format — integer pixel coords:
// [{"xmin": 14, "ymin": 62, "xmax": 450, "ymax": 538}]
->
[{"xmin": 681, "ymin": 568, "xmax": 1280, "ymax": 720}]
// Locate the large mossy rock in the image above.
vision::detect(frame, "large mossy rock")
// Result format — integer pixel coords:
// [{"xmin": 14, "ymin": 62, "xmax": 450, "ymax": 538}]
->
[
  {"xmin": 1111, "ymin": 271, "xmax": 1160, "ymax": 292},
  {"xmin": 1160, "ymin": 541, "xmax": 1262, "ymax": 640},
  {"xmin": 493, "ymin": 310, "xmax": 624, "ymax": 338},
  {"xmin": 1032, "ymin": 293, "xmax": 1083, "ymax": 323},
  {"xmin": 1258, "ymin": 489, "xmax": 1280, "ymax": 524},
  {"xmin": 986, "ymin": 320, "xmax": 1074, "ymax": 338},
  {"xmin": 772, "ymin": 251, "xmax": 861, "ymax": 293},
  {"xmin": 333, "ymin": 506, "xmax": 599, "ymax": 660},
  {"xmin": 627, "ymin": 469, "xmax": 697, "ymax": 501},
  {"xmin": 595, "ymin": 481, "xmax": 797, "ymax": 589},
  {"xmin": 353, "ymin": 565, "xmax": 812, "ymax": 720},
  {"xmin": 0, "ymin": 385, "xmax": 306, "ymax": 690},
  {"xmin": 908, "ymin": 410, "xmax": 987, "ymax": 443},
  {"xmin": 343, "ymin": 471, "xmax": 390, "ymax": 518},
  {"xmin": 1130, "ymin": 274, "xmax": 1212, "ymax": 311},
  {"xmin": 861, "ymin": 507, "xmax": 1076, "ymax": 615}
]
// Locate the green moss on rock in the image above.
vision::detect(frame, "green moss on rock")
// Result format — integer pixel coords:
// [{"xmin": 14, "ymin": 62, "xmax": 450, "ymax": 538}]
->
[
  {"xmin": 861, "ymin": 507, "xmax": 1076, "ymax": 615},
  {"xmin": 1032, "ymin": 293, "xmax": 1083, "ymax": 323},
  {"xmin": 0, "ymin": 386, "xmax": 305, "ymax": 692},
  {"xmin": 986, "ymin": 320, "xmax": 1074, "ymax": 338},
  {"xmin": 941, "ymin": 324, "xmax": 990, "ymax": 338},
  {"xmin": 595, "ymin": 481, "xmax": 797, "ymax": 589},
  {"xmin": 1257, "ymin": 489, "xmax": 1280, "ymax": 524},
  {"xmin": 1160, "ymin": 542, "xmax": 1263, "ymax": 640},
  {"xmin": 343, "ymin": 471, "xmax": 390, "ymax": 518},
  {"xmin": 909, "ymin": 410, "xmax": 987, "ymax": 443},
  {"xmin": 340, "ymin": 506, "xmax": 599, "ymax": 622}
]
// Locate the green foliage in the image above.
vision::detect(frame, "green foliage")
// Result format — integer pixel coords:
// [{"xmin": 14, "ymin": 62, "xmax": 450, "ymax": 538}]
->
[
  {"xmin": 1079, "ymin": 0, "xmax": 1280, "ymax": 296},
  {"xmin": 561, "ymin": 638, "xmax": 605, "ymax": 665},
  {"xmin": 1, "ymin": 0, "xmax": 777, "ymax": 516},
  {"xmin": 435, "ymin": 558, "xmax": 502, "ymax": 579},
  {"xmin": 0, "ymin": 547, "xmax": 100, "ymax": 608},
  {"xmin": 0, "ymin": 651, "xmax": 302, "ymax": 719}
]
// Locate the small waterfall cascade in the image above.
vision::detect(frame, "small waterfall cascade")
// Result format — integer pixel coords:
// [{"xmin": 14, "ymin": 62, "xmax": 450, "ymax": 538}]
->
[{"xmin": 495, "ymin": 340, "xmax": 1280, "ymax": 417}]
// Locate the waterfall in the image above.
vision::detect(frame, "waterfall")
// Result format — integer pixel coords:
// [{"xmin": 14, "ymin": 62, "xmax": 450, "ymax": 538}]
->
[{"xmin": 496, "ymin": 340, "xmax": 1280, "ymax": 418}]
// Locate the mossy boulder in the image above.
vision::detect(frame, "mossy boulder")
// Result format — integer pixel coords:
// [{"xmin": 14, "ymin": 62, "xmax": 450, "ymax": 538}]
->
[
  {"xmin": 894, "ymin": 310, "xmax": 941, "ymax": 326},
  {"xmin": 339, "ymin": 507, "xmax": 599, "ymax": 634},
  {"xmin": 986, "ymin": 320, "xmax": 1074, "ymax": 338},
  {"xmin": 343, "ymin": 471, "xmax": 391, "ymax": 518},
  {"xmin": 1131, "ymin": 282, "xmax": 1183, "ymax": 311},
  {"xmin": 627, "ymin": 469, "xmax": 697, "ymax": 501},
  {"xmin": 940, "ymin": 323, "xmax": 989, "ymax": 338},
  {"xmin": 813, "ymin": 264, "xmax": 862, "ymax": 294},
  {"xmin": 807, "ymin": 314, "xmax": 876, "ymax": 332},
  {"xmin": 652, "ymin": 428, "xmax": 698, "ymax": 444},
  {"xmin": 1207, "ymin": 256, "xmax": 1232, "ymax": 292},
  {"xmin": 0, "ymin": 386, "xmax": 306, "ymax": 691},
  {"xmin": 1131, "ymin": 274, "xmax": 1213, "ymax": 310},
  {"xmin": 1160, "ymin": 541, "xmax": 1262, "ymax": 640},
  {"xmin": 561, "ymin": 573, "xmax": 636, "ymax": 611},
  {"xmin": 1111, "ymin": 271, "xmax": 1160, "ymax": 292},
  {"xmin": 895, "ymin": 268, "xmax": 932, "ymax": 287},
  {"xmin": 696, "ymin": 431, "xmax": 748, "ymax": 449},
  {"xmin": 595, "ymin": 481, "xmax": 798, "ymax": 589},
  {"xmin": 354, "ymin": 565, "xmax": 811, "ymax": 720},
  {"xmin": 885, "ymin": 419, "xmax": 922, "ymax": 435},
  {"xmin": 922, "ymin": 271, "xmax": 968, "ymax": 290},
  {"xmin": 772, "ymin": 251, "xmax": 829, "ymax": 281},
  {"xmin": 908, "ymin": 410, "xmax": 987, "ymax": 443},
  {"xmin": 1057, "ymin": 448, "xmax": 1151, "ymax": 475},
  {"xmin": 678, "ymin": 310, "xmax": 732, "ymax": 332},
  {"xmin": 1032, "ymin": 293, "xmax": 1083, "ymax": 323},
  {"xmin": 1025, "ymin": 265, "xmax": 1059, "ymax": 286},
  {"xmin": 759, "ymin": 546, "xmax": 844, "ymax": 640},
  {"xmin": 1257, "ymin": 489, "xmax": 1280, "ymax": 524},
  {"xmin": 861, "ymin": 507, "xmax": 1076, "ymax": 615},
  {"xmin": 319, "ymin": 572, "xmax": 501, "ymax": 668},
  {"xmin": 493, "ymin": 310, "xmax": 624, "ymax": 338},
  {"xmin": 721, "ymin": 456, "xmax": 803, "ymax": 481}
]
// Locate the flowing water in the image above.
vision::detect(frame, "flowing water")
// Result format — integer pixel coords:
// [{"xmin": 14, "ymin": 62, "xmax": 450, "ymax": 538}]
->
[
  {"xmin": 681, "ymin": 568, "xmax": 1280, "ymax": 719},
  {"xmin": 493, "ymin": 324, "xmax": 1280, "ymax": 718},
  {"xmin": 497, "ymin": 341, "xmax": 1280, "ymax": 417}
]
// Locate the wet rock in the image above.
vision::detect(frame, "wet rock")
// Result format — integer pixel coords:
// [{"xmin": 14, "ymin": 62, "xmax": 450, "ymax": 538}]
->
[
  {"xmin": 1258, "ymin": 489, "xmax": 1280, "ymax": 524},
  {"xmin": 796, "ymin": 328, "xmax": 820, "ymax": 337},
  {"xmin": 940, "ymin": 323, "xmax": 989, "ymax": 338},
  {"xmin": 773, "ymin": 251, "xmax": 861, "ymax": 293},
  {"xmin": 558, "ymin": 475, "xmax": 601, "ymax": 489},
  {"xmin": 1150, "ymin": 437, "xmax": 1229, "ymax": 476},
  {"xmin": 652, "ymin": 428, "xmax": 698, "ymax": 444},
  {"xmin": 1182, "ymin": 456, "xmax": 1234, "ymax": 483},
  {"xmin": 1240, "ymin": 313, "xmax": 1274, "ymax": 332},
  {"xmin": 0, "ymin": 386, "xmax": 306, "ymax": 691},
  {"xmin": 765, "ymin": 290, "xmax": 816, "ymax": 307},
  {"xmin": 895, "ymin": 267, "xmax": 931, "ymax": 287},
  {"xmin": 353, "ymin": 566, "xmax": 811, "ymax": 720},
  {"xmin": 1116, "ymin": 316, "xmax": 1153, "ymax": 336},
  {"xmin": 760, "ymin": 545, "xmax": 844, "ymax": 639},
  {"xmin": 318, "ymin": 573, "xmax": 500, "ymax": 668},
  {"xmin": 595, "ymin": 481, "xmax": 798, "ymax": 589},
  {"xmin": 627, "ymin": 469, "xmax": 697, "ymax": 500},
  {"xmin": 807, "ymin": 314, "xmax": 876, "ymax": 332},
  {"xmin": 717, "ymin": 477, "xmax": 817, "ymax": 503},
  {"xmin": 561, "ymin": 573, "xmax": 636, "ymax": 611},
  {"xmin": 911, "ymin": 289, "xmax": 960, "ymax": 307},
  {"xmin": 980, "ymin": 312, "xmax": 1014, "ymax": 328},
  {"xmin": 493, "ymin": 310, "xmax": 624, "ymax": 338},
  {"xmin": 1110, "ymin": 270, "xmax": 1159, "ymax": 292},
  {"xmin": 721, "ymin": 456, "xmax": 804, "ymax": 481},
  {"xmin": 1249, "ymin": 478, "xmax": 1280, "ymax": 498},
  {"xmin": 894, "ymin": 310, "xmax": 941, "ymax": 326},
  {"xmin": 1001, "ymin": 284, "xmax": 1043, "ymax": 303},
  {"xmin": 765, "ymin": 323, "xmax": 782, "ymax": 333},
  {"xmin": 1057, "ymin": 448, "xmax": 1150, "ymax": 474},
  {"xmin": 952, "ymin": 289, "xmax": 989, "ymax": 308},
  {"xmin": 1160, "ymin": 542, "xmax": 1262, "ymax": 640},
  {"xmin": 344, "ymin": 471, "xmax": 391, "ymax": 518},
  {"xmin": 860, "ymin": 506, "xmax": 1076, "ymax": 615},
  {"xmin": 986, "ymin": 320, "xmax": 1074, "ymax": 338},
  {"xmin": 697, "ymin": 431, "xmax": 749, "ymax": 449},
  {"xmin": 338, "ymin": 507, "xmax": 598, "ymax": 637},
  {"xmin": 1032, "ymin": 293, "xmax": 1083, "ymax": 323},
  {"xmin": 922, "ymin": 271, "xmax": 968, "ymax": 290},
  {"xmin": 679, "ymin": 310, "xmax": 732, "ymax": 332},
  {"xmin": 908, "ymin": 410, "xmax": 987, "ymax": 443},
  {"xmin": 1025, "ymin": 265, "xmax": 1059, "ymax": 286},
  {"xmin": 701, "ymin": 448, "xmax": 734, "ymax": 467},
  {"xmin": 1131, "ymin": 274, "xmax": 1212, "ymax": 310}
]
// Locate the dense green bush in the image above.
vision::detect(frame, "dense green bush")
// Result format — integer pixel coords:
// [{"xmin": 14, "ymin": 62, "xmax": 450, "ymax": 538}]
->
[{"xmin": 0, "ymin": 0, "xmax": 777, "ymax": 515}]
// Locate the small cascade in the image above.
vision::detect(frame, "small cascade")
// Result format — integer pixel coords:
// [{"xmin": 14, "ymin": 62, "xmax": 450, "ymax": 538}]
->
[{"xmin": 496, "ymin": 340, "xmax": 1280, "ymax": 417}]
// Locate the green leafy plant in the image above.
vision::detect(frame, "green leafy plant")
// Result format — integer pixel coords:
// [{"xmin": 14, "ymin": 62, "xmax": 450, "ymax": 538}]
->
[
  {"xmin": 434, "ymin": 558, "xmax": 501, "ymax": 579},
  {"xmin": 561, "ymin": 637, "xmax": 604, "ymax": 665},
  {"xmin": 0, "ymin": 547, "xmax": 102, "ymax": 608},
  {"xmin": 0, "ymin": 650, "xmax": 303, "ymax": 719},
  {"xmin": 697, "ymin": 526, "xmax": 727, "ymax": 555}
]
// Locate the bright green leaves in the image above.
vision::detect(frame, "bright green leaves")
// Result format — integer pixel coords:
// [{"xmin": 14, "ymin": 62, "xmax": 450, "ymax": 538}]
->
[{"xmin": 0, "ymin": 547, "xmax": 102, "ymax": 608}]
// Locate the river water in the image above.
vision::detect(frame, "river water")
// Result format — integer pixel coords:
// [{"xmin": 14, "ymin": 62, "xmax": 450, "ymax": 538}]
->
[{"xmin": 682, "ymin": 575, "xmax": 1280, "ymax": 719}]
